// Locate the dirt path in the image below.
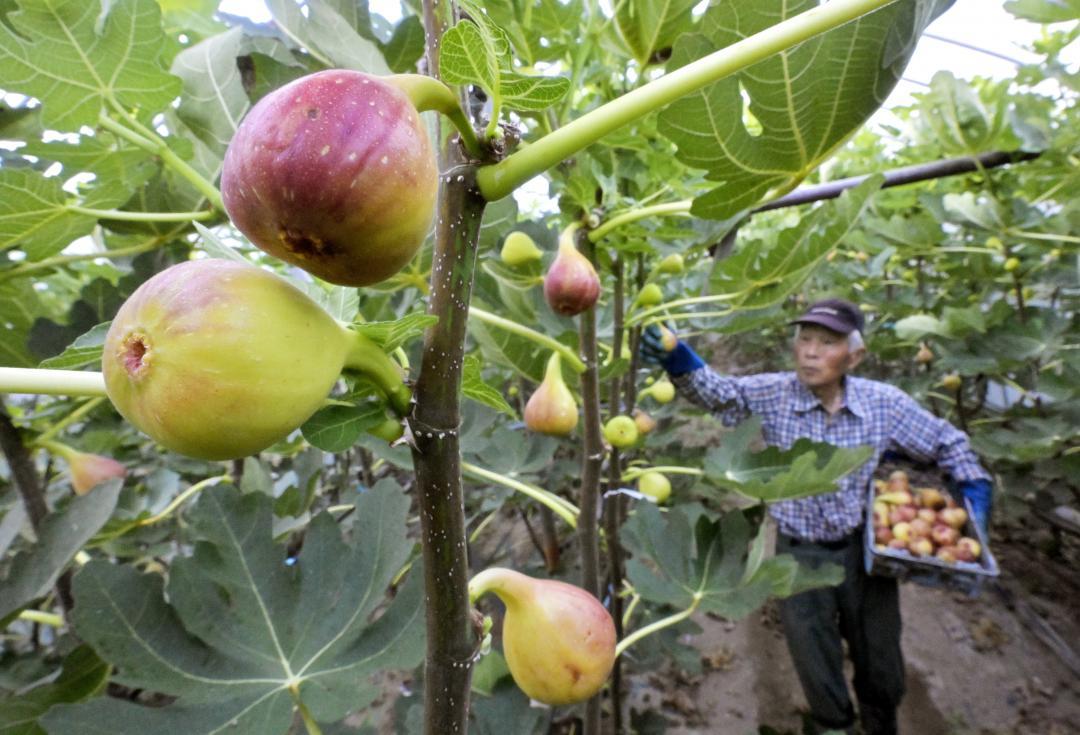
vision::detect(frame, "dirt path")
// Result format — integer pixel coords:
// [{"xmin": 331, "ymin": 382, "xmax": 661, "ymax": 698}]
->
[{"xmin": 637, "ymin": 555, "xmax": 1080, "ymax": 735}]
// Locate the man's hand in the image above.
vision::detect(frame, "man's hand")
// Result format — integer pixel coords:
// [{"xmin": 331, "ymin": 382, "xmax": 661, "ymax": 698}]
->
[
  {"xmin": 639, "ymin": 324, "xmax": 705, "ymax": 376},
  {"xmin": 957, "ymin": 479, "xmax": 992, "ymax": 538}
]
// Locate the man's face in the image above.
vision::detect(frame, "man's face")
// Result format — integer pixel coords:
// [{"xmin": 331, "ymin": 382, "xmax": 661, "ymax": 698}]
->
[{"xmin": 793, "ymin": 324, "xmax": 863, "ymax": 390}]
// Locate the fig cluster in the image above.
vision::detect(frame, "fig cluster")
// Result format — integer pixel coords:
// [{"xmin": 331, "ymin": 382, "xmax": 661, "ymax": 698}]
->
[
  {"xmin": 871, "ymin": 470, "xmax": 983, "ymax": 564},
  {"xmin": 221, "ymin": 70, "xmax": 438, "ymax": 286},
  {"xmin": 470, "ymin": 568, "xmax": 616, "ymax": 706}
]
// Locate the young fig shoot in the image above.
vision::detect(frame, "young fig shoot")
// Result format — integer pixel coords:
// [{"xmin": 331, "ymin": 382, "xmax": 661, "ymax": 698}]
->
[
  {"xmin": 544, "ymin": 225, "xmax": 600, "ymax": 316},
  {"xmin": 524, "ymin": 352, "xmax": 578, "ymax": 436},
  {"xmin": 469, "ymin": 568, "xmax": 616, "ymax": 706},
  {"xmin": 102, "ymin": 259, "xmax": 406, "ymax": 460},
  {"xmin": 221, "ymin": 70, "xmax": 438, "ymax": 286}
]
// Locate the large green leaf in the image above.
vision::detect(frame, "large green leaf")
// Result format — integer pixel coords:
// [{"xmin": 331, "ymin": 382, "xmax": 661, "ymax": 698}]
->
[
  {"xmin": 709, "ymin": 177, "xmax": 881, "ymax": 309},
  {"xmin": 0, "ymin": 480, "xmax": 122, "ymax": 623},
  {"xmin": 0, "ymin": 278, "xmax": 49, "ymax": 367},
  {"xmin": 0, "ymin": 646, "xmax": 108, "ymax": 735},
  {"xmin": 614, "ymin": 0, "xmax": 698, "ymax": 67},
  {"xmin": 37, "ymin": 322, "xmax": 108, "ymax": 370},
  {"xmin": 266, "ymin": 0, "xmax": 390, "ymax": 75},
  {"xmin": 658, "ymin": 0, "xmax": 951, "ymax": 219},
  {"xmin": 1005, "ymin": 0, "xmax": 1080, "ymax": 22},
  {"xmin": 0, "ymin": 0, "xmax": 181, "ymax": 131},
  {"xmin": 171, "ymin": 26, "xmax": 251, "ymax": 157},
  {"xmin": 18, "ymin": 137, "xmax": 158, "ymax": 210},
  {"xmin": 300, "ymin": 403, "xmax": 388, "ymax": 453},
  {"xmin": 621, "ymin": 503, "xmax": 842, "ymax": 621},
  {"xmin": 40, "ymin": 482, "xmax": 425, "ymax": 735},
  {"xmin": 0, "ymin": 169, "xmax": 97, "ymax": 261},
  {"xmin": 701, "ymin": 417, "xmax": 874, "ymax": 503}
]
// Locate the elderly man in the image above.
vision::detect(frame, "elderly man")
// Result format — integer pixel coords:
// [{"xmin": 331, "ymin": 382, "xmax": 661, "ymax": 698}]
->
[{"xmin": 641, "ymin": 298, "xmax": 993, "ymax": 735}]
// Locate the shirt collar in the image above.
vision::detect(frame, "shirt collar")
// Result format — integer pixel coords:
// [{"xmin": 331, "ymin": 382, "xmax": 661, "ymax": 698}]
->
[{"xmin": 791, "ymin": 374, "xmax": 868, "ymax": 418}]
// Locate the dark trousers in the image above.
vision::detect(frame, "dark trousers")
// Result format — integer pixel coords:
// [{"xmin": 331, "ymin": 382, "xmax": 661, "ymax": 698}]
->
[{"xmin": 776, "ymin": 531, "xmax": 904, "ymax": 735}]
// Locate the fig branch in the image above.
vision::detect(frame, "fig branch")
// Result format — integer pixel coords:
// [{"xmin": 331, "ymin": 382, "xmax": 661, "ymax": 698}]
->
[{"xmin": 475, "ymin": 0, "xmax": 900, "ymax": 201}]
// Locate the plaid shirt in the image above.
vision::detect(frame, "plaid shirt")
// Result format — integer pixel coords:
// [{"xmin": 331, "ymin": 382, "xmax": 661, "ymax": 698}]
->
[{"xmin": 672, "ymin": 368, "xmax": 991, "ymax": 542}]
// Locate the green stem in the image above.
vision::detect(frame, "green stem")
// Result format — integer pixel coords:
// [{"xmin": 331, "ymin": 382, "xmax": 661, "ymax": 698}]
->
[
  {"xmin": 134, "ymin": 475, "xmax": 232, "ymax": 528},
  {"xmin": 0, "ymin": 226, "xmax": 182, "ymax": 284},
  {"xmin": 461, "ymin": 460, "xmax": 579, "ymax": 527},
  {"xmin": 588, "ymin": 201, "xmax": 692, "ymax": 243},
  {"xmin": 0, "ymin": 368, "xmax": 107, "ymax": 397},
  {"xmin": 18, "ymin": 610, "xmax": 65, "ymax": 628},
  {"xmin": 99, "ymin": 108, "xmax": 225, "ymax": 212},
  {"xmin": 468, "ymin": 307, "xmax": 587, "ymax": 373},
  {"xmin": 341, "ymin": 330, "xmax": 413, "ymax": 416},
  {"xmin": 627, "ymin": 292, "xmax": 744, "ymax": 326},
  {"xmin": 621, "ymin": 465, "xmax": 704, "ymax": 481},
  {"xmin": 34, "ymin": 397, "xmax": 106, "ymax": 444},
  {"xmin": 615, "ymin": 593, "xmax": 701, "ymax": 658},
  {"xmin": 476, "ymin": 0, "xmax": 901, "ymax": 200},
  {"xmin": 388, "ymin": 74, "xmax": 484, "ymax": 159},
  {"xmin": 290, "ymin": 688, "xmax": 324, "ymax": 735},
  {"xmin": 66, "ymin": 205, "xmax": 215, "ymax": 223},
  {"xmin": 1005, "ymin": 228, "xmax": 1080, "ymax": 245}
]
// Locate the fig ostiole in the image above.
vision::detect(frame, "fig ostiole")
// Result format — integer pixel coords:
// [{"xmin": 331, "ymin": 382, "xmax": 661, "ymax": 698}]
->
[
  {"xmin": 543, "ymin": 226, "xmax": 600, "ymax": 316},
  {"xmin": 103, "ymin": 259, "xmax": 409, "ymax": 461},
  {"xmin": 37, "ymin": 439, "xmax": 126, "ymax": 496},
  {"xmin": 524, "ymin": 352, "xmax": 578, "ymax": 436},
  {"xmin": 500, "ymin": 231, "xmax": 544, "ymax": 266},
  {"xmin": 221, "ymin": 69, "xmax": 438, "ymax": 286},
  {"xmin": 469, "ymin": 567, "xmax": 616, "ymax": 706}
]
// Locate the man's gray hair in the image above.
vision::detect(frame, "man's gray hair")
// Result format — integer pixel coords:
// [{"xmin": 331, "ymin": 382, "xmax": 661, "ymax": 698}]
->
[{"xmin": 794, "ymin": 324, "xmax": 866, "ymax": 351}]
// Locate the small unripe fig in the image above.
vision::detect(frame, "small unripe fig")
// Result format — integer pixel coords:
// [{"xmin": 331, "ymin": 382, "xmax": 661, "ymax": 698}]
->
[
  {"xmin": 544, "ymin": 234, "xmax": 600, "ymax": 316},
  {"xmin": 657, "ymin": 253, "xmax": 684, "ymax": 275},
  {"xmin": 500, "ymin": 231, "xmax": 543, "ymax": 266},
  {"xmin": 635, "ymin": 283, "xmax": 663, "ymax": 307},
  {"xmin": 941, "ymin": 373, "xmax": 962, "ymax": 391},
  {"xmin": 645, "ymin": 378, "xmax": 675, "ymax": 404},
  {"xmin": 40, "ymin": 440, "xmax": 126, "ymax": 496},
  {"xmin": 658, "ymin": 325, "xmax": 678, "ymax": 352},
  {"xmin": 632, "ymin": 409, "xmax": 657, "ymax": 435},
  {"xmin": 524, "ymin": 353, "xmax": 578, "ymax": 436},
  {"xmin": 469, "ymin": 568, "xmax": 616, "ymax": 706},
  {"xmin": 985, "ymin": 236, "xmax": 1003, "ymax": 251},
  {"xmin": 1004, "ymin": 256, "xmax": 1020, "ymax": 272},
  {"xmin": 603, "ymin": 415, "xmax": 639, "ymax": 448},
  {"xmin": 221, "ymin": 70, "xmax": 437, "ymax": 286},
  {"xmin": 103, "ymin": 259, "xmax": 404, "ymax": 460},
  {"xmin": 914, "ymin": 343, "xmax": 933, "ymax": 364},
  {"xmin": 637, "ymin": 471, "xmax": 671, "ymax": 503}
]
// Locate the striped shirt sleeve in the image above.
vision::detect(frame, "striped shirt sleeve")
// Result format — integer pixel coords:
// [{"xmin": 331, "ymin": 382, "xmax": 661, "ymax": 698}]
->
[
  {"xmin": 671, "ymin": 366, "xmax": 759, "ymax": 427},
  {"xmin": 886, "ymin": 386, "xmax": 991, "ymax": 482}
]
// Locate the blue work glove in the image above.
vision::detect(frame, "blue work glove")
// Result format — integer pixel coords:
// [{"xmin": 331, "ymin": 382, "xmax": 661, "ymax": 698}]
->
[
  {"xmin": 956, "ymin": 479, "xmax": 992, "ymax": 538},
  {"xmin": 639, "ymin": 324, "xmax": 705, "ymax": 376}
]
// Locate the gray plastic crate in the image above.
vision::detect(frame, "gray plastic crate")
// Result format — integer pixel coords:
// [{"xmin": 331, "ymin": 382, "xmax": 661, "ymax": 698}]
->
[{"xmin": 863, "ymin": 484, "xmax": 999, "ymax": 596}]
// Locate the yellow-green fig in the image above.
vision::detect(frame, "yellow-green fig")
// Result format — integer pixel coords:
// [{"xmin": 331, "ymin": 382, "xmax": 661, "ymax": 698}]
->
[
  {"xmin": 637, "ymin": 471, "xmax": 671, "ymax": 503},
  {"xmin": 524, "ymin": 352, "xmax": 578, "ymax": 436},
  {"xmin": 914, "ymin": 342, "xmax": 933, "ymax": 364},
  {"xmin": 635, "ymin": 283, "xmax": 663, "ymax": 307},
  {"xmin": 103, "ymin": 259, "xmax": 409, "ymax": 460},
  {"xmin": 603, "ymin": 415, "xmax": 639, "ymax": 449},
  {"xmin": 469, "ymin": 567, "xmax": 616, "ymax": 706},
  {"xmin": 643, "ymin": 378, "xmax": 676, "ymax": 404},
  {"xmin": 632, "ymin": 409, "xmax": 657, "ymax": 435},
  {"xmin": 657, "ymin": 253, "xmax": 684, "ymax": 275},
  {"xmin": 658, "ymin": 324, "xmax": 678, "ymax": 352},
  {"xmin": 500, "ymin": 231, "xmax": 543, "ymax": 266}
]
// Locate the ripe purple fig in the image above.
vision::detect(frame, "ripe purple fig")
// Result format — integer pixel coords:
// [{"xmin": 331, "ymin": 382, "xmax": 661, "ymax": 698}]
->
[
  {"xmin": 39, "ymin": 440, "xmax": 126, "ymax": 496},
  {"xmin": 469, "ymin": 567, "xmax": 616, "ymax": 706},
  {"xmin": 103, "ymin": 259, "xmax": 408, "ymax": 460},
  {"xmin": 524, "ymin": 353, "xmax": 578, "ymax": 436},
  {"xmin": 221, "ymin": 70, "xmax": 438, "ymax": 286},
  {"xmin": 543, "ymin": 232, "xmax": 600, "ymax": 316}
]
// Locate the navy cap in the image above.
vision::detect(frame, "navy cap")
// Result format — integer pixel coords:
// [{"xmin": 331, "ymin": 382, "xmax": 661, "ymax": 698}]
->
[{"xmin": 791, "ymin": 298, "xmax": 865, "ymax": 335}]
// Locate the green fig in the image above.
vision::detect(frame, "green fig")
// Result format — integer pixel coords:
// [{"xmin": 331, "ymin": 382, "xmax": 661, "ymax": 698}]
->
[
  {"xmin": 603, "ymin": 415, "xmax": 639, "ymax": 449},
  {"xmin": 524, "ymin": 352, "xmax": 578, "ymax": 436},
  {"xmin": 643, "ymin": 378, "xmax": 676, "ymax": 404},
  {"xmin": 637, "ymin": 471, "xmax": 671, "ymax": 504},
  {"xmin": 221, "ymin": 70, "xmax": 437, "ymax": 286},
  {"xmin": 635, "ymin": 283, "xmax": 663, "ymax": 307},
  {"xmin": 500, "ymin": 231, "xmax": 543, "ymax": 266},
  {"xmin": 38, "ymin": 440, "xmax": 126, "ymax": 496},
  {"xmin": 103, "ymin": 259, "xmax": 409, "ymax": 460},
  {"xmin": 657, "ymin": 253, "xmax": 684, "ymax": 275},
  {"xmin": 469, "ymin": 568, "xmax": 616, "ymax": 706},
  {"xmin": 658, "ymin": 324, "xmax": 678, "ymax": 351}
]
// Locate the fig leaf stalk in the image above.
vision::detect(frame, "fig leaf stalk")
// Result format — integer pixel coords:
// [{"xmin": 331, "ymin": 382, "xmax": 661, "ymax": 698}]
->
[
  {"xmin": 0, "ymin": 368, "xmax": 107, "ymax": 397},
  {"xmin": 468, "ymin": 307, "xmax": 587, "ymax": 373},
  {"xmin": 587, "ymin": 201, "xmax": 692, "ymax": 243},
  {"xmin": 476, "ymin": 0, "xmax": 900, "ymax": 201}
]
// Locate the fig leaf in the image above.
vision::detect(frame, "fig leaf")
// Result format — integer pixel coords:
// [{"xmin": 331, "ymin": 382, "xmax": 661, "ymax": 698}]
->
[{"xmin": 41, "ymin": 482, "xmax": 424, "ymax": 735}]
